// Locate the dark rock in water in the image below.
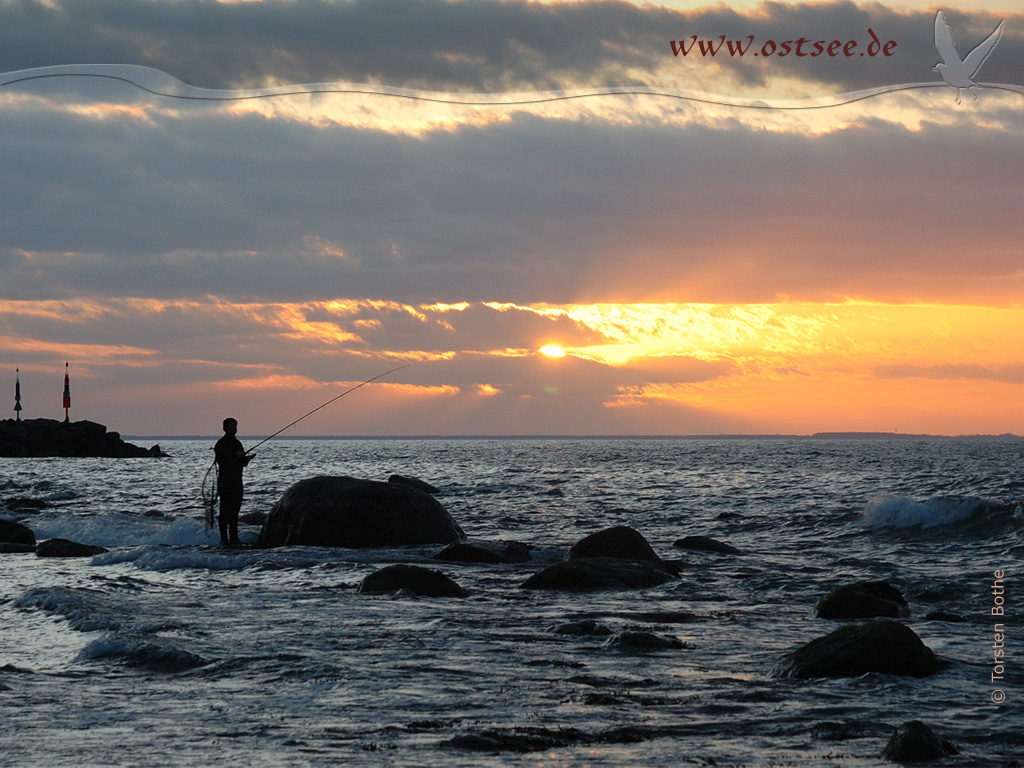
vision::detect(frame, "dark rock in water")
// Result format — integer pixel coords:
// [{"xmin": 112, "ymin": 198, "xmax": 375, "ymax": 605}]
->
[
  {"xmin": 447, "ymin": 725, "xmax": 650, "ymax": 753},
  {"xmin": 3, "ymin": 497, "xmax": 47, "ymax": 512},
  {"xmin": 812, "ymin": 720, "xmax": 883, "ymax": 742},
  {"xmin": 0, "ymin": 418, "xmax": 166, "ymax": 458},
  {"xmin": 434, "ymin": 540, "xmax": 531, "ymax": 564},
  {"xmin": 568, "ymin": 525, "xmax": 678, "ymax": 575},
  {"xmin": 358, "ymin": 564, "xmax": 467, "ymax": 597},
  {"xmin": 600, "ymin": 610, "xmax": 699, "ymax": 624},
  {"xmin": 813, "ymin": 581, "xmax": 910, "ymax": 620},
  {"xmin": 603, "ymin": 630, "xmax": 686, "ymax": 650},
  {"xmin": 673, "ymin": 535, "xmax": 742, "ymax": 555},
  {"xmin": 0, "ymin": 542, "xmax": 36, "ymax": 553},
  {"xmin": 447, "ymin": 734, "xmax": 503, "ymax": 752},
  {"xmin": 36, "ymin": 538, "xmax": 109, "ymax": 558},
  {"xmin": 881, "ymin": 721, "xmax": 958, "ymax": 763},
  {"xmin": 387, "ymin": 474, "xmax": 440, "ymax": 494},
  {"xmin": 0, "ymin": 519, "xmax": 36, "ymax": 549},
  {"xmin": 521, "ymin": 558, "xmax": 678, "ymax": 591},
  {"xmin": 924, "ymin": 610, "xmax": 967, "ymax": 623},
  {"xmin": 523, "ymin": 526, "xmax": 680, "ymax": 590},
  {"xmin": 552, "ymin": 619, "xmax": 612, "ymax": 636},
  {"xmin": 772, "ymin": 621, "xmax": 948, "ymax": 679},
  {"xmin": 257, "ymin": 475, "xmax": 464, "ymax": 549}
]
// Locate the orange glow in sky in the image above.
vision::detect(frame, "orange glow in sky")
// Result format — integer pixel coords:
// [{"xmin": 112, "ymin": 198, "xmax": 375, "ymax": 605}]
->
[{"xmin": 3, "ymin": 297, "xmax": 1022, "ymax": 435}]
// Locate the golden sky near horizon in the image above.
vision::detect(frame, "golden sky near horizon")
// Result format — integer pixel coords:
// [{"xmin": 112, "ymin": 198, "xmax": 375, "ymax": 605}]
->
[{"xmin": 1, "ymin": 0, "xmax": 1022, "ymax": 436}]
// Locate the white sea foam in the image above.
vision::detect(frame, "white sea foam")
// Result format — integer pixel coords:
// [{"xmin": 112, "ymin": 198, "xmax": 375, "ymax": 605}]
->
[
  {"xmin": 95, "ymin": 545, "xmax": 252, "ymax": 572},
  {"xmin": 29, "ymin": 513, "xmax": 221, "ymax": 549}
]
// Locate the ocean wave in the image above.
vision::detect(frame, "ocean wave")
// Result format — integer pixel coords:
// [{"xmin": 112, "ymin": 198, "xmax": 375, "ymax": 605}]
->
[
  {"xmin": 863, "ymin": 495, "xmax": 1019, "ymax": 530},
  {"xmin": 13, "ymin": 586, "xmax": 123, "ymax": 632},
  {"xmin": 30, "ymin": 514, "xmax": 221, "ymax": 549},
  {"xmin": 77, "ymin": 634, "xmax": 210, "ymax": 673},
  {"xmin": 95, "ymin": 545, "xmax": 253, "ymax": 572}
]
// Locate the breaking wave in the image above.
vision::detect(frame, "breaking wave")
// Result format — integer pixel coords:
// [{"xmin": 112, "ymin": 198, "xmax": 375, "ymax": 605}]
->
[{"xmin": 863, "ymin": 495, "xmax": 1022, "ymax": 530}]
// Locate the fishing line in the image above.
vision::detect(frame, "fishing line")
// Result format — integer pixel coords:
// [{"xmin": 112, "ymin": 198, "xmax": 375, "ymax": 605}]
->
[
  {"xmin": 246, "ymin": 363, "xmax": 411, "ymax": 453},
  {"xmin": 199, "ymin": 364, "xmax": 411, "ymax": 528}
]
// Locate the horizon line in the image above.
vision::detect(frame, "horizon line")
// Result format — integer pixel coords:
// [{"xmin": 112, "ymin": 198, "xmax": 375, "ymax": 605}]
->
[{"xmin": 125, "ymin": 431, "xmax": 1024, "ymax": 441}]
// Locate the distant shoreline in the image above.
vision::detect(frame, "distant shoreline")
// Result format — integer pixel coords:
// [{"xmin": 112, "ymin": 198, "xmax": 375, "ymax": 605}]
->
[{"xmin": 125, "ymin": 432, "xmax": 1024, "ymax": 441}]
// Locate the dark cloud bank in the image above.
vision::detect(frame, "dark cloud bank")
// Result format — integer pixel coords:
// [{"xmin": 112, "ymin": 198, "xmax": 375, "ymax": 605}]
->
[
  {"xmin": 2, "ymin": 93, "xmax": 1022, "ymax": 306},
  {"xmin": 1, "ymin": 0, "xmax": 1020, "ymax": 93}
]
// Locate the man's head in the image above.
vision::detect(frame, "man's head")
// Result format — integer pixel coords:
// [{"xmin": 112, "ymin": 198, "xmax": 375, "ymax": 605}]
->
[{"xmin": 222, "ymin": 417, "xmax": 238, "ymax": 435}]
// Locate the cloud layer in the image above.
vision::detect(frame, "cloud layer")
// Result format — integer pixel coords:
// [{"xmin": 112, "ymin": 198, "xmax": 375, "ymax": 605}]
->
[
  {"xmin": 2, "ymin": 0, "xmax": 1021, "ymax": 94},
  {"xmin": 2, "ymin": 0, "xmax": 1023, "ymax": 436}
]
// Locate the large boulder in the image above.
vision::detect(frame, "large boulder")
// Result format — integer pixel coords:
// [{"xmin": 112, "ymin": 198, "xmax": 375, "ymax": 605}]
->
[
  {"xmin": 813, "ymin": 581, "xmax": 910, "ymax": 620},
  {"xmin": 358, "ymin": 564, "xmax": 467, "ymax": 597},
  {"xmin": 568, "ymin": 526, "xmax": 679, "ymax": 574},
  {"xmin": 771, "ymin": 621, "xmax": 948, "ymax": 679},
  {"xmin": 522, "ymin": 526, "xmax": 679, "ymax": 591},
  {"xmin": 0, "ymin": 519, "xmax": 36, "ymax": 551},
  {"xmin": 257, "ymin": 476, "xmax": 464, "ymax": 549}
]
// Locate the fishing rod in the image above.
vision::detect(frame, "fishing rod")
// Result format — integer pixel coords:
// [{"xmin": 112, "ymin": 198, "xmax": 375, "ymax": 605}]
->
[
  {"xmin": 200, "ymin": 363, "xmax": 411, "ymax": 527},
  {"xmin": 245, "ymin": 363, "xmax": 411, "ymax": 454}
]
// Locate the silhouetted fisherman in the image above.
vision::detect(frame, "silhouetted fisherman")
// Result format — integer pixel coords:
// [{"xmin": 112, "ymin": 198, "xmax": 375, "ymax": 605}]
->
[{"xmin": 214, "ymin": 417, "xmax": 252, "ymax": 548}]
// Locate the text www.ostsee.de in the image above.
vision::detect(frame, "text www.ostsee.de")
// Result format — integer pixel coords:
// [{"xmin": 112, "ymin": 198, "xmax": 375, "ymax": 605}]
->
[{"xmin": 671, "ymin": 28, "xmax": 897, "ymax": 59}]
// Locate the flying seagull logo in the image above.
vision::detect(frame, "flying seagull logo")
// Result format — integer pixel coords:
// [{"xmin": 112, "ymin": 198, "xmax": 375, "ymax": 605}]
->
[{"xmin": 933, "ymin": 10, "xmax": 1004, "ymax": 103}]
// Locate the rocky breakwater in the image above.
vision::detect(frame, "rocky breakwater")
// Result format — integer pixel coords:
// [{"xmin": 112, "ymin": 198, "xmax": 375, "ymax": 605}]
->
[
  {"xmin": 257, "ymin": 474, "xmax": 465, "ymax": 548},
  {"xmin": 0, "ymin": 418, "xmax": 165, "ymax": 458}
]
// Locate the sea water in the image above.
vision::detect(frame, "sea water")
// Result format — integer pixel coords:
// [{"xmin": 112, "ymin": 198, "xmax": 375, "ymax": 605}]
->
[{"xmin": 1, "ymin": 437, "xmax": 1021, "ymax": 766}]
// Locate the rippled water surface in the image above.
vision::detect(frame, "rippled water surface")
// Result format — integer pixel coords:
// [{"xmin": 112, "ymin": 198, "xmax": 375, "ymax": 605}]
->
[{"xmin": 2, "ymin": 438, "xmax": 1022, "ymax": 766}]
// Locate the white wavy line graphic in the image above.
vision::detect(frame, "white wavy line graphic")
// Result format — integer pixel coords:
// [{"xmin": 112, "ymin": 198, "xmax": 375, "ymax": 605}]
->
[{"xmin": 2, "ymin": 64, "xmax": 1022, "ymax": 109}]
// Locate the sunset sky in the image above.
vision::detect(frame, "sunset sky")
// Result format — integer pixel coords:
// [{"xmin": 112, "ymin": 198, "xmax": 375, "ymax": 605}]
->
[{"xmin": 1, "ymin": 0, "xmax": 1022, "ymax": 437}]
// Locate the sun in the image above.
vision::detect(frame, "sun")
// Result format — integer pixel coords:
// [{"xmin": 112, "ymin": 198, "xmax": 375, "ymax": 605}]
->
[{"xmin": 539, "ymin": 345, "xmax": 566, "ymax": 358}]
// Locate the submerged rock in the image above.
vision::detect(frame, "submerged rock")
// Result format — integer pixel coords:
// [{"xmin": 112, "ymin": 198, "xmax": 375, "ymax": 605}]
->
[
  {"xmin": 257, "ymin": 475, "xmax": 464, "ymax": 549},
  {"xmin": 551, "ymin": 619, "xmax": 612, "ymax": 636},
  {"xmin": 673, "ymin": 535, "xmax": 742, "ymax": 555},
  {"xmin": 3, "ymin": 497, "xmax": 47, "ymax": 512},
  {"xmin": 772, "ymin": 621, "xmax": 947, "ymax": 679},
  {"xmin": 813, "ymin": 581, "xmax": 910, "ymax": 620},
  {"xmin": 446, "ymin": 725, "xmax": 649, "ymax": 753},
  {"xmin": 433, "ymin": 540, "xmax": 531, "ymax": 564},
  {"xmin": 0, "ymin": 418, "xmax": 165, "ymax": 458},
  {"xmin": 923, "ymin": 610, "xmax": 966, "ymax": 623},
  {"xmin": 36, "ymin": 538, "xmax": 109, "ymax": 558},
  {"xmin": 521, "ymin": 558, "xmax": 678, "ymax": 591},
  {"xmin": 387, "ymin": 474, "xmax": 440, "ymax": 494},
  {"xmin": 358, "ymin": 564, "xmax": 467, "ymax": 597},
  {"xmin": 881, "ymin": 721, "xmax": 958, "ymax": 763},
  {"xmin": 603, "ymin": 630, "xmax": 686, "ymax": 650}
]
